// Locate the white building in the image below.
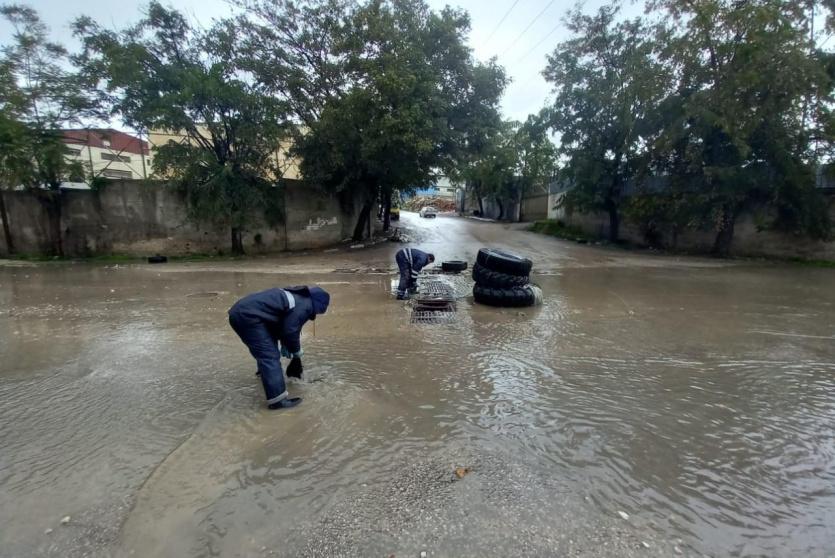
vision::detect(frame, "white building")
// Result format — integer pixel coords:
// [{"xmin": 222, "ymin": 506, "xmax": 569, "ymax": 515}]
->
[
  {"xmin": 62, "ymin": 129, "xmax": 151, "ymax": 181},
  {"xmin": 433, "ymin": 176, "xmax": 458, "ymax": 199}
]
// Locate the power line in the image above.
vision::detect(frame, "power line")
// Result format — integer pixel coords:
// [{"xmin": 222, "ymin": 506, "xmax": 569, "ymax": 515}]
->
[
  {"xmin": 513, "ymin": 21, "xmax": 562, "ymax": 65},
  {"xmin": 481, "ymin": 0, "xmax": 521, "ymax": 48},
  {"xmin": 499, "ymin": 0, "xmax": 558, "ymax": 59}
]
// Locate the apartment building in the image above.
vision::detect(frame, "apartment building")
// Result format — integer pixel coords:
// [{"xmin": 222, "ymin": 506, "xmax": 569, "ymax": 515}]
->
[{"xmin": 62, "ymin": 129, "xmax": 151, "ymax": 181}]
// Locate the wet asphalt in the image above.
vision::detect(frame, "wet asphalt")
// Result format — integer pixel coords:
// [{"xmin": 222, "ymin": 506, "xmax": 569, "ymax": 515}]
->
[{"xmin": 1, "ymin": 212, "xmax": 834, "ymax": 557}]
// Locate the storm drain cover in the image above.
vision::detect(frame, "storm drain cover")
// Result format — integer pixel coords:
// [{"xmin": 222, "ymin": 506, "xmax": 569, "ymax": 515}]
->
[
  {"xmin": 411, "ymin": 308, "xmax": 456, "ymax": 324},
  {"xmin": 411, "ymin": 276, "xmax": 459, "ymax": 324},
  {"xmin": 417, "ymin": 277, "xmax": 456, "ymax": 300}
]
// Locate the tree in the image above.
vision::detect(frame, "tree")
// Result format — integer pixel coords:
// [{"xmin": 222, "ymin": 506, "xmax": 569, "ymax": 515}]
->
[
  {"xmin": 0, "ymin": 4, "xmax": 98, "ymax": 255},
  {"xmin": 514, "ymin": 112, "xmax": 558, "ymax": 221},
  {"xmin": 544, "ymin": 6, "xmax": 669, "ymax": 242},
  {"xmin": 74, "ymin": 3, "xmax": 291, "ymax": 254},
  {"xmin": 647, "ymin": 0, "xmax": 834, "ymax": 254},
  {"xmin": 241, "ymin": 0, "xmax": 506, "ymax": 240},
  {"xmin": 458, "ymin": 119, "xmax": 517, "ymax": 218}
]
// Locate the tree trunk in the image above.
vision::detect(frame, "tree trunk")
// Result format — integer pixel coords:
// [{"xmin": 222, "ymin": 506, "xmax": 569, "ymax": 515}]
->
[
  {"xmin": 477, "ymin": 195, "xmax": 484, "ymax": 216},
  {"xmin": 353, "ymin": 199, "xmax": 373, "ymax": 241},
  {"xmin": 496, "ymin": 198, "xmax": 504, "ymax": 220},
  {"xmin": 517, "ymin": 187, "xmax": 524, "ymax": 223},
  {"xmin": 231, "ymin": 226, "xmax": 245, "ymax": 255},
  {"xmin": 607, "ymin": 205, "xmax": 620, "ymax": 243},
  {"xmin": 0, "ymin": 189, "xmax": 14, "ymax": 255},
  {"xmin": 383, "ymin": 191, "xmax": 391, "ymax": 232},
  {"xmin": 711, "ymin": 206, "xmax": 736, "ymax": 257}
]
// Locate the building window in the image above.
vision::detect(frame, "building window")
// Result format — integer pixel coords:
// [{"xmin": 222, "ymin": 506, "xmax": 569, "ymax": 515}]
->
[
  {"xmin": 65, "ymin": 147, "xmax": 82, "ymax": 156},
  {"xmin": 101, "ymin": 152, "xmax": 131, "ymax": 163},
  {"xmin": 102, "ymin": 169, "xmax": 133, "ymax": 179}
]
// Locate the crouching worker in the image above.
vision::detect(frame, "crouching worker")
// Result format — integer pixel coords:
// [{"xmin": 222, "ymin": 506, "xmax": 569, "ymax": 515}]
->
[
  {"xmin": 228, "ymin": 286, "xmax": 330, "ymax": 410},
  {"xmin": 395, "ymin": 248, "xmax": 435, "ymax": 300}
]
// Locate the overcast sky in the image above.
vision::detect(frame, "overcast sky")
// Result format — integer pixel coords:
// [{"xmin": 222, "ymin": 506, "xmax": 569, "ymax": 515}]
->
[{"xmin": 1, "ymin": 0, "xmax": 630, "ymax": 124}]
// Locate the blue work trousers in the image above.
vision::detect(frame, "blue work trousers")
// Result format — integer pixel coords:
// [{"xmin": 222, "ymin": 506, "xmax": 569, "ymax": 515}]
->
[
  {"xmin": 229, "ymin": 313, "xmax": 288, "ymax": 405},
  {"xmin": 396, "ymin": 251, "xmax": 417, "ymax": 296}
]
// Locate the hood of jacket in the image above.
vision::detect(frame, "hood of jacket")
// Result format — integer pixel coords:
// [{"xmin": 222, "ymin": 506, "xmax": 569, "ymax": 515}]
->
[{"xmin": 285, "ymin": 285, "xmax": 330, "ymax": 319}]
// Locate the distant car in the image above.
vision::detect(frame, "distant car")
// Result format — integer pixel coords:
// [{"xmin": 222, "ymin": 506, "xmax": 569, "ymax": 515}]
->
[
  {"xmin": 390, "ymin": 206, "xmax": 400, "ymax": 221},
  {"xmin": 419, "ymin": 206, "xmax": 437, "ymax": 218}
]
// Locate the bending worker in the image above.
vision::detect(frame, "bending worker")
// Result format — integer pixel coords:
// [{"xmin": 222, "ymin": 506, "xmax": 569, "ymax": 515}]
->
[
  {"xmin": 228, "ymin": 286, "xmax": 330, "ymax": 409},
  {"xmin": 395, "ymin": 247, "xmax": 435, "ymax": 300}
]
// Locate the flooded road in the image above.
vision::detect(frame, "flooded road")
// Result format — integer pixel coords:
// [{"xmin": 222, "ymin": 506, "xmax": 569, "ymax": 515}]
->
[{"xmin": 1, "ymin": 212, "xmax": 834, "ymax": 557}]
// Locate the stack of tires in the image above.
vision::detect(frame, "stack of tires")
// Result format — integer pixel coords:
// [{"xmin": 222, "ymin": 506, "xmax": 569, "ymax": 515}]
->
[{"xmin": 472, "ymin": 248, "xmax": 541, "ymax": 307}]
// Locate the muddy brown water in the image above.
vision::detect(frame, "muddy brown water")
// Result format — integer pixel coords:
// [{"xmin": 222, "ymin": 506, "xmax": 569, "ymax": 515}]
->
[{"xmin": 1, "ymin": 213, "xmax": 834, "ymax": 557}]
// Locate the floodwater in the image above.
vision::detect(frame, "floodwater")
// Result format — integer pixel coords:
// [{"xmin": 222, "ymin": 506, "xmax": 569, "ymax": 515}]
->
[{"xmin": 1, "ymin": 212, "xmax": 834, "ymax": 557}]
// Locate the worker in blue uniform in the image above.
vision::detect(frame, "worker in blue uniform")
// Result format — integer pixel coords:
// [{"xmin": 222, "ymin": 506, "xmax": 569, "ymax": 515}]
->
[
  {"xmin": 228, "ymin": 286, "xmax": 330, "ymax": 409},
  {"xmin": 395, "ymin": 248, "xmax": 435, "ymax": 300}
]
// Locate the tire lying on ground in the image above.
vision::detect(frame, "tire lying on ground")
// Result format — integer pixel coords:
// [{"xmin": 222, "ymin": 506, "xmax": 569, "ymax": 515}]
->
[
  {"xmin": 471, "ymin": 262, "xmax": 529, "ymax": 288},
  {"xmin": 476, "ymin": 248, "xmax": 532, "ymax": 276},
  {"xmin": 441, "ymin": 260, "xmax": 468, "ymax": 272},
  {"xmin": 473, "ymin": 284, "xmax": 542, "ymax": 308}
]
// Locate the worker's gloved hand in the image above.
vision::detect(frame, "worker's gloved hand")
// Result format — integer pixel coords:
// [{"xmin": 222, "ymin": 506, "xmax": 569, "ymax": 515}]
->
[
  {"xmin": 280, "ymin": 346, "xmax": 291, "ymax": 359},
  {"xmin": 268, "ymin": 397, "xmax": 302, "ymax": 410},
  {"xmin": 286, "ymin": 356, "xmax": 303, "ymax": 379}
]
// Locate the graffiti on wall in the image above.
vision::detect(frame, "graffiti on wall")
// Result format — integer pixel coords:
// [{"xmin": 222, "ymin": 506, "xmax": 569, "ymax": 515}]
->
[{"xmin": 305, "ymin": 216, "xmax": 338, "ymax": 231}]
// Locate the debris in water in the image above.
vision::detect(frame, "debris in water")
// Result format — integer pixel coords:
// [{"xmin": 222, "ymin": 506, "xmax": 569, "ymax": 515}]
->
[
  {"xmin": 641, "ymin": 541, "xmax": 650, "ymax": 549},
  {"xmin": 44, "ymin": 528, "xmax": 53, "ymax": 535},
  {"xmin": 617, "ymin": 511, "xmax": 629, "ymax": 520},
  {"xmin": 350, "ymin": 244, "xmax": 365, "ymax": 249},
  {"xmin": 60, "ymin": 516, "xmax": 71, "ymax": 525},
  {"xmin": 673, "ymin": 546, "xmax": 682, "ymax": 555},
  {"xmin": 420, "ymin": 551, "xmax": 428, "ymax": 558},
  {"xmin": 454, "ymin": 466, "xmax": 470, "ymax": 479}
]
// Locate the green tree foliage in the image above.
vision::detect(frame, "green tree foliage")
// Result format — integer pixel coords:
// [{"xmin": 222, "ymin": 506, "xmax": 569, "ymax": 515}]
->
[
  {"xmin": 241, "ymin": 0, "xmax": 506, "ymax": 239},
  {"xmin": 647, "ymin": 0, "xmax": 834, "ymax": 254},
  {"xmin": 544, "ymin": 6, "xmax": 668, "ymax": 242},
  {"xmin": 459, "ymin": 119, "xmax": 518, "ymax": 218},
  {"xmin": 74, "ymin": 3, "xmax": 291, "ymax": 254},
  {"xmin": 514, "ymin": 112, "xmax": 558, "ymax": 221},
  {"xmin": 0, "ymin": 4, "xmax": 97, "ymax": 255},
  {"xmin": 546, "ymin": 0, "xmax": 834, "ymax": 254}
]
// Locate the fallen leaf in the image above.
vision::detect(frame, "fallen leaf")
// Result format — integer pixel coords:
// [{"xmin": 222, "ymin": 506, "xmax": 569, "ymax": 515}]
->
[{"xmin": 454, "ymin": 467, "xmax": 470, "ymax": 479}]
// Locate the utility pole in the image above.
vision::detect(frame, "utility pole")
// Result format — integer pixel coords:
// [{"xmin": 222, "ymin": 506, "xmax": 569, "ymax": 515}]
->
[
  {"xmin": 87, "ymin": 129, "xmax": 95, "ymax": 184},
  {"xmin": 140, "ymin": 129, "xmax": 148, "ymax": 179}
]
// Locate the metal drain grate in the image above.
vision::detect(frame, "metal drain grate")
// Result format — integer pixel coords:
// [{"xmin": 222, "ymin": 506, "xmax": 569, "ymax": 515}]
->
[
  {"xmin": 417, "ymin": 277, "xmax": 456, "ymax": 300},
  {"xmin": 410, "ymin": 310, "xmax": 457, "ymax": 324},
  {"xmin": 411, "ymin": 299, "xmax": 456, "ymax": 324}
]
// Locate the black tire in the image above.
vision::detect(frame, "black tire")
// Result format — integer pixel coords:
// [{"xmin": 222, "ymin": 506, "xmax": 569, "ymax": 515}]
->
[
  {"xmin": 476, "ymin": 248, "xmax": 532, "ymax": 276},
  {"xmin": 148, "ymin": 255, "xmax": 168, "ymax": 264},
  {"xmin": 473, "ymin": 284, "xmax": 541, "ymax": 308},
  {"xmin": 441, "ymin": 260, "xmax": 468, "ymax": 272},
  {"xmin": 472, "ymin": 262, "xmax": 529, "ymax": 288}
]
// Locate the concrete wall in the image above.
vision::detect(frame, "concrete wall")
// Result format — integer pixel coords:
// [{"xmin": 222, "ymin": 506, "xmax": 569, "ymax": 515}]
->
[
  {"xmin": 520, "ymin": 193, "xmax": 549, "ymax": 222},
  {"xmin": 0, "ymin": 192, "xmax": 57, "ymax": 254},
  {"xmin": 559, "ymin": 200, "xmax": 835, "ymax": 260},
  {"xmin": 0, "ymin": 180, "xmax": 366, "ymax": 257}
]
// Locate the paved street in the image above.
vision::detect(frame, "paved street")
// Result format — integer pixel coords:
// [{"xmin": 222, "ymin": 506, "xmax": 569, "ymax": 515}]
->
[{"xmin": 1, "ymin": 212, "xmax": 834, "ymax": 557}]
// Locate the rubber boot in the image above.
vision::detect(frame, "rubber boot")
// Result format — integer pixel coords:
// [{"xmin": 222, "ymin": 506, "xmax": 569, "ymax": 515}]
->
[{"xmin": 269, "ymin": 397, "xmax": 302, "ymax": 410}]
